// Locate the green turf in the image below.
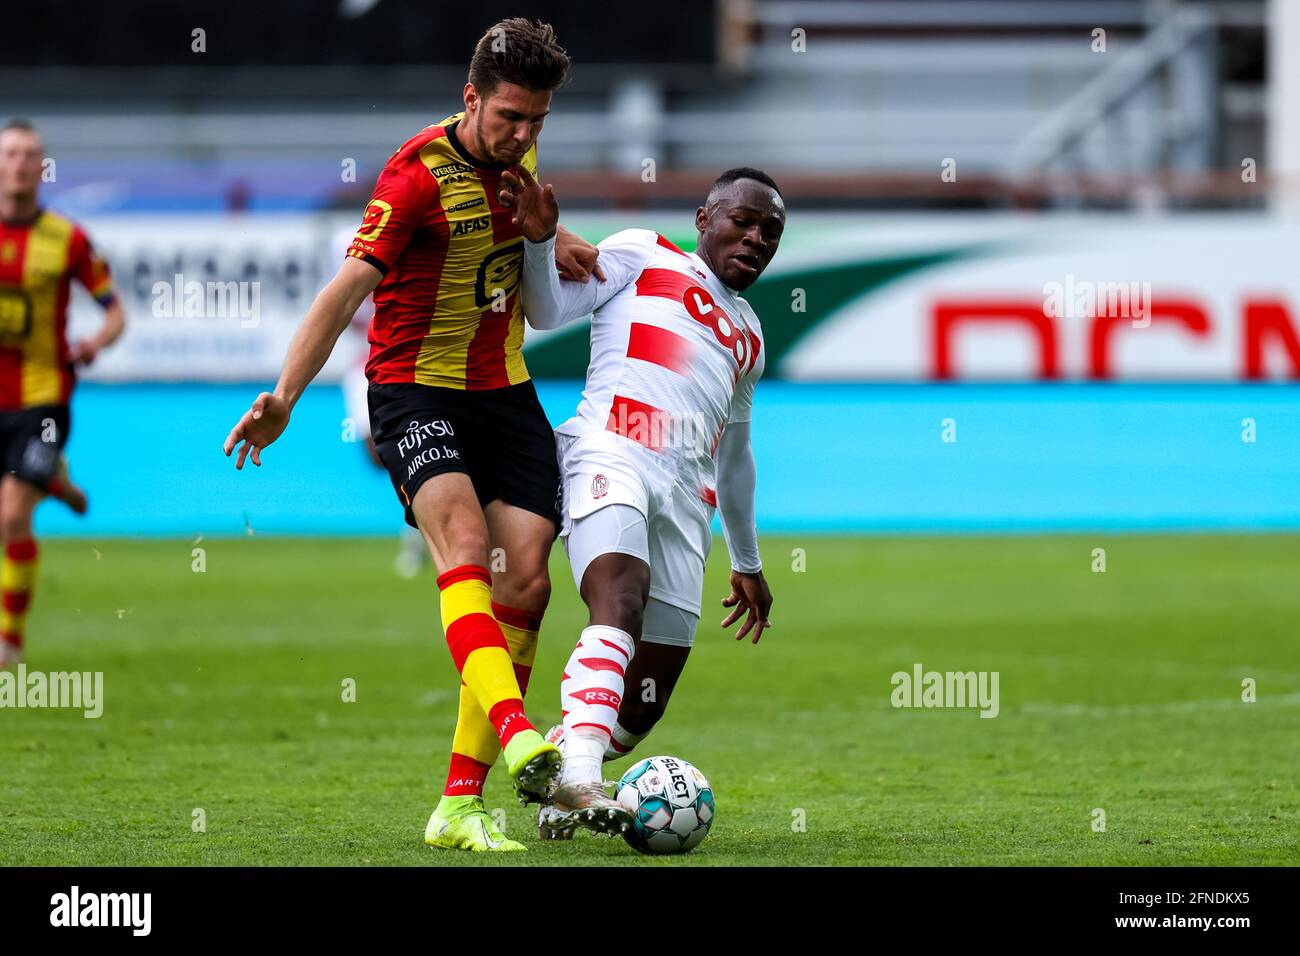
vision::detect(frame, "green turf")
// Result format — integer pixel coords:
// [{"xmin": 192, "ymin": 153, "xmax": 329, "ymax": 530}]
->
[{"xmin": 2, "ymin": 535, "xmax": 1297, "ymax": 866}]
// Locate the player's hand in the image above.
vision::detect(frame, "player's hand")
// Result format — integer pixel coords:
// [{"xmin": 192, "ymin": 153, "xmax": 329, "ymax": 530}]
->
[
  {"xmin": 498, "ymin": 166, "xmax": 558, "ymax": 244},
  {"xmin": 555, "ymin": 226, "xmax": 606, "ymax": 284},
  {"xmin": 720, "ymin": 569, "xmax": 773, "ymax": 644},
  {"xmin": 223, "ymin": 392, "xmax": 290, "ymax": 470},
  {"xmin": 68, "ymin": 339, "xmax": 101, "ymax": 366}
]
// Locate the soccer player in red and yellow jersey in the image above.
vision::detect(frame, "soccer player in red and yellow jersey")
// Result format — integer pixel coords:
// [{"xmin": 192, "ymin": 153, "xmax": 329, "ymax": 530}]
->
[
  {"xmin": 0, "ymin": 119, "xmax": 125, "ymax": 669},
  {"xmin": 224, "ymin": 19, "xmax": 601, "ymax": 853}
]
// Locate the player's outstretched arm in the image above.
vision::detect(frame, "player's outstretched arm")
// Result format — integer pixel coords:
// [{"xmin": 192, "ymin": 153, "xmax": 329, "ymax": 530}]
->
[
  {"xmin": 68, "ymin": 296, "xmax": 126, "ymax": 366},
  {"xmin": 68, "ymin": 229, "xmax": 127, "ymax": 366},
  {"xmin": 501, "ymin": 167, "xmax": 649, "ymax": 330},
  {"xmin": 223, "ymin": 256, "xmax": 381, "ymax": 469},
  {"xmin": 715, "ymin": 421, "xmax": 772, "ymax": 643}
]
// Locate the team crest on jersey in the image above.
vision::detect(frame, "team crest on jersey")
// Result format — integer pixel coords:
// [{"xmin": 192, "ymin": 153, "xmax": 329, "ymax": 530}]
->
[
  {"xmin": 591, "ymin": 474, "xmax": 608, "ymax": 499},
  {"xmin": 0, "ymin": 286, "xmax": 33, "ymax": 340}
]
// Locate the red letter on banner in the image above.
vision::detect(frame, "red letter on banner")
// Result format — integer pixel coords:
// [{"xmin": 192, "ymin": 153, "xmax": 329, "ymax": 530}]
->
[{"xmin": 932, "ymin": 300, "xmax": 1059, "ymax": 379}]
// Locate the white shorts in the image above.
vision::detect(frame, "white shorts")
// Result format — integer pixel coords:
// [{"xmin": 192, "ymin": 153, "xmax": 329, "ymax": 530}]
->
[{"xmin": 557, "ymin": 430, "xmax": 714, "ymax": 618}]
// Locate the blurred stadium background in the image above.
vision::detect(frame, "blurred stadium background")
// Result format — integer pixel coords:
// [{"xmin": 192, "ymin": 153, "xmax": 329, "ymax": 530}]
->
[{"xmin": 5, "ymin": 0, "xmax": 1297, "ymax": 537}]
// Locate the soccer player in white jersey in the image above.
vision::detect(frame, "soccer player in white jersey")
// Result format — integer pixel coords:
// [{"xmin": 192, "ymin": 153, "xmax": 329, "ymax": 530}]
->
[{"xmin": 498, "ymin": 166, "xmax": 784, "ymax": 836}]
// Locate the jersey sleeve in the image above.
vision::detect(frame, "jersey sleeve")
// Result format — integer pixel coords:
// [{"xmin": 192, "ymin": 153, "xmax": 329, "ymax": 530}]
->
[
  {"xmin": 346, "ymin": 157, "xmax": 439, "ymax": 276},
  {"xmin": 521, "ymin": 228, "xmax": 656, "ymax": 329},
  {"xmin": 69, "ymin": 227, "xmax": 115, "ymax": 305}
]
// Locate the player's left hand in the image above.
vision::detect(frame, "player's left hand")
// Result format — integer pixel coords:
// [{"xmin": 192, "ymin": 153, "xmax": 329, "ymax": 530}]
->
[
  {"xmin": 721, "ymin": 569, "xmax": 773, "ymax": 644},
  {"xmin": 68, "ymin": 339, "xmax": 101, "ymax": 366},
  {"xmin": 498, "ymin": 166, "xmax": 558, "ymax": 243}
]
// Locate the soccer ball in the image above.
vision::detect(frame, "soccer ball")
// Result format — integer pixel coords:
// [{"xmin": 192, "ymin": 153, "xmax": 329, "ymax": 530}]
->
[{"xmin": 615, "ymin": 755, "xmax": 714, "ymax": 854}]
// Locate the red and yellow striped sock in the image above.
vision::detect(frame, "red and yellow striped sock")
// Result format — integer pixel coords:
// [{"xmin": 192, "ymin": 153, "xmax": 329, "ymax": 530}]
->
[
  {"xmin": 1, "ymin": 538, "xmax": 38, "ymax": 653},
  {"xmin": 437, "ymin": 565, "xmax": 534, "ymax": 752},
  {"xmin": 443, "ymin": 602, "xmax": 544, "ymax": 797},
  {"xmin": 494, "ymin": 601, "xmax": 542, "ymax": 699}
]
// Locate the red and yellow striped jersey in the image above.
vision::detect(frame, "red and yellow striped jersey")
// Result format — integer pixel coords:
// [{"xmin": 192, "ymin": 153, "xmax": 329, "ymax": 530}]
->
[
  {"xmin": 348, "ymin": 113, "xmax": 538, "ymax": 390},
  {"xmin": 0, "ymin": 208, "xmax": 114, "ymax": 410}
]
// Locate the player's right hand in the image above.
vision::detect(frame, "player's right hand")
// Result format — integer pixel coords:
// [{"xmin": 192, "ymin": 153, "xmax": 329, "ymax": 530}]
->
[
  {"xmin": 223, "ymin": 392, "xmax": 290, "ymax": 469},
  {"xmin": 498, "ymin": 166, "xmax": 558, "ymax": 243}
]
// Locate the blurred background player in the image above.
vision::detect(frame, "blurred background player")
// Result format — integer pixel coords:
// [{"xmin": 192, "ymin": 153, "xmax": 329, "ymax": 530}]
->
[
  {"xmin": 328, "ymin": 221, "xmax": 427, "ymax": 578},
  {"xmin": 223, "ymin": 19, "xmax": 604, "ymax": 852},
  {"xmin": 0, "ymin": 118, "xmax": 124, "ymax": 668},
  {"xmin": 503, "ymin": 166, "xmax": 781, "ymax": 836}
]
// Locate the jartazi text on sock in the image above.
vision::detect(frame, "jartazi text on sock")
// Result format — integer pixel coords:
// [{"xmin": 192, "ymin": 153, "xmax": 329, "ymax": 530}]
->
[
  {"xmin": 0, "ymin": 665, "xmax": 103, "ymax": 718},
  {"xmin": 890, "ymin": 663, "xmax": 999, "ymax": 719},
  {"xmin": 50, "ymin": 886, "xmax": 151, "ymax": 936}
]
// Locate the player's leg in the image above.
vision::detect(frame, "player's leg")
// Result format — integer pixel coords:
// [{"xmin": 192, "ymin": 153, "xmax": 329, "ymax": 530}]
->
[
  {"xmin": 367, "ymin": 385, "xmax": 556, "ymax": 851},
  {"xmin": 426, "ymin": 379, "xmax": 562, "ymax": 846},
  {"xmin": 606, "ymin": 598, "xmax": 696, "ymax": 759},
  {"xmin": 0, "ymin": 476, "xmax": 44, "ymax": 667},
  {"xmin": 540, "ymin": 503, "xmax": 649, "ymax": 835},
  {"xmin": 443, "ymin": 501, "xmax": 553, "ymax": 764},
  {"xmin": 598, "ymin": 485, "xmax": 712, "ymax": 762},
  {"xmin": 47, "ymin": 455, "xmax": 88, "ymax": 515},
  {"xmin": 0, "ymin": 405, "xmax": 70, "ymax": 667},
  {"xmin": 565, "ymin": 508, "xmax": 651, "ymax": 781},
  {"xmin": 413, "ymin": 476, "xmax": 547, "ymax": 851},
  {"xmin": 549, "ymin": 599, "xmax": 695, "ymax": 764},
  {"xmin": 412, "ymin": 477, "xmax": 557, "ymax": 797},
  {"xmin": 481, "ymin": 376, "xmax": 562, "ymax": 673},
  {"xmin": 562, "ymin": 544, "xmax": 648, "ymax": 779},
  {"xmin": 484, "ymin": 498, "xmax": 554, "ymax": 702},
  {"xmin": 428, "ymin": 500, "xmax": 553, "ymax": 848}
]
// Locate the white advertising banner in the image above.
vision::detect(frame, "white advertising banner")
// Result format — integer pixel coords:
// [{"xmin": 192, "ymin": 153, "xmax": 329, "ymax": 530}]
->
[
  {"xmin": 65, "ymin": 212, "xmax": 1300, "ymax": 382},
  {"xmin": 67, "ymin": 213, "xmax": 364, "ymax": 382},
  {"xmin": 774, "ymin": 215, "xmax": 1300, "ymax": 381}
]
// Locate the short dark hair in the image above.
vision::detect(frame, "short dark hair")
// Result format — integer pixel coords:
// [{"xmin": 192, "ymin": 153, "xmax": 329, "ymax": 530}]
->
[
  {"xmin": 468, "ymin": 19, "xmax": 570, "ymax": 97},
  {"xmin": 709, "ymin": 166, "xmax": 782, "ymax": 201},
  {"xmin": 3, "ymin": 118, "xmax": 37, "ymax": 134}
]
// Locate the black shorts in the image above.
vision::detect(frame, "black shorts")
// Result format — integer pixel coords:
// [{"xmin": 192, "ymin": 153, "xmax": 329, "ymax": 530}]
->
[
  {"xmin": 368, "ymin": 380, "xmax": 561, "ymax": 532},
  {"xmin": 0, "ymin": 404, "xmax": 70, "ymax": 490}
]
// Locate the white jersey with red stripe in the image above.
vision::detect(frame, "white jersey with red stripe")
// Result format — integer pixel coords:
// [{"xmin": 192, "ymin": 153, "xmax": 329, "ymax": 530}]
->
[{"xmin": 549, "ymin": 229, "xmax": 765, "ymax": 501}]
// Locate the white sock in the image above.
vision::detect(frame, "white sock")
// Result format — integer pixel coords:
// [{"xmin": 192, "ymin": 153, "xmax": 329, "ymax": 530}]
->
[
  {"xmin": 559, "ymin": 624, "xmax": 633, "ymax": 785},
  {"xmin": 605, "ymin": 721, "xmax": 648, "ymax": 761},
  {"xmin": 560, "ymin": 732, "xmax": 606, "ymax": 786}
]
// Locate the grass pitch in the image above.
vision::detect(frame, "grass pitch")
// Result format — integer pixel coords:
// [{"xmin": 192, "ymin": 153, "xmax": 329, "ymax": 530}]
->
[{"xmin": 2, "ymin": 534, "xmax": 1297, "ymax": 866}]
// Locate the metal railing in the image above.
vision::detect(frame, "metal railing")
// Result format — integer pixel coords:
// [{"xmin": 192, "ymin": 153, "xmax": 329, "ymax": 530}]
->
[{"xmin": 1010, "ymin": 8, "xmax": 1220, "ymax": 181}]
